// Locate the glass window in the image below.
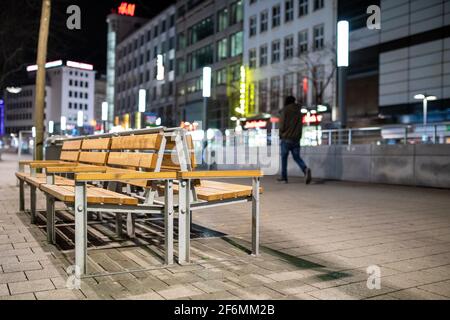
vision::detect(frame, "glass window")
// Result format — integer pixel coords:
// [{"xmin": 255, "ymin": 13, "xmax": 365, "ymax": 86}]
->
[
  {"xmin": 177, "ymin": 58, "xmax": 186, "ymax": 76},
  {"xmin": 284, "ymin": 73, "xmax": 294, "ymax": 96},
  {"xmin": 272, "ymin": 5, "xmax": 281, "ymax": 28},
  {"xmin": 260, "ymin": 10, "xmax": 268, "ymax": 33},
  {"xmin": 285, "ymin": 0, "xmax": 294, "ymax": 22},
  {"xmin": 217, "ymin": 8, "xmax": 228, "ymax": 32},
  {"xmin": 260, "ymin": 45, "xmax": 268, "ymax": 66},
  {"xmin": 313, "ymin": 24, "xmax": 324, "ymax": 50},
  {"xmin": 230, "ymin": 64, "xmax": 241, "ymax": 81},
  {"xmin": 216, "ymin": 68, "xmax": 227, "ymax": 85},
  {"xmin": 188, "ymin": 45, "xmax": 213, "ymax": 72},
  {"xmin": 270, "ymin": 76, "xmax": 280, "ymax": 111},
  {"xmin": 298, "ymin": 30, "xmax": 308, "ymax": 55},
  {"xmin": 249, "ymin": 49, "xmax": 257, "ymax": 69},
  {"xmin": 177, "ymin": 32, "xmax": 186, "ymax": 50},
  {"xmin": 284, "ymin": 35, "xmax": 294, "ymax": 59},
  {"xmin": 230, "ymin": 31, "xmax": 243, "ymax": 57},
  {"xmin": 230, "ymin": 1, "xmax": 243, "ymax": 25},
  {"xmin": 298, "ymin": 0, "xmax": 308, "ymax": 17},
  {"xmin": 153, "ymin": 25, "xmax": 159, "ymax": 38},
  {"xmin": 217, "ymin": 38, "xmax": 228, "ymax": 61},
  {"xmin": 249, "ymin": 15, "xmax": 257, "ymax": 37},
  {"xmin": 161, "ymin": 19, "xmax": 166, "ymax": 33},
  {"xmin": 314, "ymin": 0, "xmax": 324, "ymax": 11},
  {"xmin": 188, "ymin": 17, "xmax": 214, "ymax": 45},
  {"xmin": 258, "ymin": 79, "xmax": 268, "ymax": 112},
  {"xmin": 170, "ymin": 14, "xmax": 175, "ymax": 28},
  {"xmin": 271, "ymin": 40, "xmax": 280, "ymax": 63}
]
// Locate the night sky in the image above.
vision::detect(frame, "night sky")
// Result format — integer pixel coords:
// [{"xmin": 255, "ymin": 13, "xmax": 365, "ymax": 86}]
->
[{"xmin": 0, "ymin": 0, "xmax": 174, "ymax": 87}]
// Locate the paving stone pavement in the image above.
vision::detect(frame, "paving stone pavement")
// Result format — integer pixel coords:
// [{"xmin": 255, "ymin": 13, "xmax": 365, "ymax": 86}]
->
[{"xmin": 0, "ymin": 153, "xmax": 449, "ymax": 300}]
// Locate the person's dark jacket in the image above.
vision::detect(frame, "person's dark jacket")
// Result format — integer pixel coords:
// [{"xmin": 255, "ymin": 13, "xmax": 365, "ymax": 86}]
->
[{"xmin": 279, "ymin": 103, "xmax": 303, "ymax": 141}]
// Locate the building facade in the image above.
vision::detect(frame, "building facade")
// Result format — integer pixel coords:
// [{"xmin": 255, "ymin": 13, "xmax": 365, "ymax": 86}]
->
[
  {"xmin": 175, "ymin": 0, "xmax": 244, "ymax": 130},
  {"xmin": 4, "ymin": 61, "xmax": 96, "ymax": 135},
  {"xmin": 342, "ymin": 0, "xmax": 450, "ymax": 126},
  {"xmin": 114, "ymin": 5, "xmax": 177, "ymax": 128},
  {"xmin": 3, "ymin": 85, "xmax": 51, "ymax": 134},
  {"xmin": 243, "ymin": 0, "xmax": 337, "ymax": 121}
]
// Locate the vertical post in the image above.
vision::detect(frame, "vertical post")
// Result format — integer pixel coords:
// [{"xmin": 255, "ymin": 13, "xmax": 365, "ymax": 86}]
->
[
  {"xmin": 404, "ymin": 127, "xmax": 408, "ymax": 145},
  {"xmin": 164, "ymin": 180, "xmax": 174, "ymax": 265},
  {"xmin": 74, "ymin": 181, "xmax": 87, "ymax": 275},
  {"xmin": 178, "ymin": 179, "xmax": 190, "ymax": 264},
  {"xmin": 252, "ymin": 177, "xmax": 260, "ymax": 256},
  {"xmin": 328, "ymin": 131, "xmax": 332, "ymax": 145},
  {"xmin": 30, "ymin": 186, "xmax": 37, "ymax": 224},
  {"xmin": 338, "ymin": 67, "xmax": 347, "ymax": 129},
  {"xmin": 348, "ymin": 128, "xmax": 352, "ymax": 146},
  {"xmin": 433, "ymin": 124, "xmax": 437, "ymax": 144},
  {"xmin": 19, "ymin": 180, "xmax": 25, "ymax": 212},
  {"xmin": 34, "ymin": 0, "xmax": 52, "ymax": 161},
  {"xmin": 115, "ymin": 213, "xmax": 123, "ymax": 237},
  {"xmin": 203, "ymin": 97, "xmax": 208, "ymax": 131},
  {"xmin": 46, "ymin": 196, "xmax": 55, "ymax": 244},
  {"xmin": 126, "ymin": 213, "xmax": 136, "ymax": 238}
]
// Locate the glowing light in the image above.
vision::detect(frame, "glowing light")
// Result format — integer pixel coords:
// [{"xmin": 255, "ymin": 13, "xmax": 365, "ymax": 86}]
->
[
  {"xmin": 239, "ymin": 65, "xmax": 246, "ymax": 115},
  {"xmin": 66, "ymin": 61, "xmax": 93, "ymax": 70},
  {"xmin": 138, "ymin": 89, "xmax": 146, "ymax": 112},
  {"xmin": 77, "ymin": 111, "xmax": 84, "ymax": 127},
  {"xmin": 156, "ymin": 55, "xmax": 164, "ymax": 80},
  {"xmin": 202, "ymin": 67, "xmax": 212, "ymax": 98},
  {"xmin": 244, "ymin": 120, "xmax": 267, "ymax": 129},
  {"xmin": 301, "ymin": 108, "xmax": 308, "ymax": 114},
  {"xmin": 32, "ymin": 127, "xmax": 36, "ymax": 138},
  {"xmin": 26, "ymin": 60, "xmax": 63, "ymax": 72},
  {"xmin": 6, "ymin": 87, "xmax": 22, "ymax": 94},
  {"xmin": 302, "ymin": 113, "xmax": 323, "ymax": 125},
  {"xmin": 48, "ymin": 121, "xmax": 54, "ymax": 134},
  {"xmin": 118, "ymin": 2, "xmax": 136, "ymax": 16},
  {"xmin": 337, "ymin": 21, "xmax": 349, "ymax": 67},
  {"xmin": 317, "ymin": 105, "xmax": 328, "ymax": 112},
  {"xmin": 155, "ymin": 117, "xmax": 162, "ymax": 126},
  {"xmin": 101, "ymin": 102, "xmax": 108, "ymax": 121},
  {"xmin": 60, "ymin": 116, "xmax": 67, "ymax": 131}
]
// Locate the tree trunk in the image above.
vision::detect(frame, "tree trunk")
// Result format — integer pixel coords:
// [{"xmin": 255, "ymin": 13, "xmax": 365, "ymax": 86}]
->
[{"xmin": 34, "ymin": 0, "xmax": 51, "ymax": 160}]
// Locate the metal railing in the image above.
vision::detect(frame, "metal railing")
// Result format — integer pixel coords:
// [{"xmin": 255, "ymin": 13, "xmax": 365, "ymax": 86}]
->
[{"xmin": 321, "ymin": 123, "xmax": 450, "ymax": 145}]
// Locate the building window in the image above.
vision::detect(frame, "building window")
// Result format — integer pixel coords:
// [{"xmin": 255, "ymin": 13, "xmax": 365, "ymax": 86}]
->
[
  {"xmin": 170, "ymin": 14, "xmax": 175, "ymax": 28},
  {"xmin": 271, "ymin": 40, "xmax": 280, "ymax": 64},
  {"xmin": 161, "ymin": 19, "xmax": 166, "ymax": 33},
  {"xmin": 217, "ymin": 8, "xmax": 228, "ymax": 32},
  {"xmin": 314, "ymin": 0, "xmax": 324, "ymax": 11},
  {"xmin": 313, "ymin": 24, "xmax": 324, "ymax": 50},
  {"xmin": 249, "ymin": 15, "xmax": 257, "ymax": 37},
  {"xmin": 216, "ymin": 68, "xmax": 227, "ymax": 85},
  {"xmin": 230, "ymin": 64, "xmax": 241, "ymax": 81},
  {"xmin": 177, "ymin": 58, "xmax": 186, "ymax": 76},
  {"xmin": 230, "ymin": 31, "xmax": 243, "ymax": 57},
  {"xmin": 270, "ymin": 77, "xmax": 280, "ymax": 111},
  {"xmin": 230, "ymin": 1, "xmax": 243, "ymax": 25},
  {"xmin": 69, "ymin": 102, "xmax": 72, "ymax": 109},
  {"xmin": 284, "ymin": 35, "xmax": 294, "ymax": 59},
  {"xmin": 285, "ymin": 0, "xmax": 294, "ymax": 22},
  {"xmin": 272, "ymin": 5, "xmax": 281, "ymax": 28},
  {"xmin": 259, "ymin": 45, "xmax": 268, "ymax": 66},
  {"xmin": 298, "ymin": 0, "xmax": 308, "ymax": 17},
  {"xmin": 153, "ymin": 25, "xmax": 159, "ymax": 38},
  {"xmin": 284, "ymin": 73, "xmax": 294, "ymax": 96},
  {"xmin": 298, "ymin": 30, "xmax": 308, "ymax": 55},
  {"xmin": 259, "ymin": 79, "xmax": 268, "ymax": 112},
  {"xmin": 177, "ymin": 33, "xmax": 186, "ymax": 50},
  {"xmin": 217, "ymin": 38, "xmax": 228, "ymax": 61},
  {"xmin": 249, "ymin": 49, "xmax": 257, "ymax": 69},
  {"xmin": 188, "ymin": 17, "xmax": 214, "ymax": 45},
  {"xmin": 260, "ymin": 10, "xmax": 268, "ymax": 33},
  {"xmin": 188, "ymin": 45, "xmax": 213, "ymax": 72}
]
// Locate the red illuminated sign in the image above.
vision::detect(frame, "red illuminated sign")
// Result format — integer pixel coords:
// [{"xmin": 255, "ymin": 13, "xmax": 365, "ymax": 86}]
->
[
  {"xmin": 244, "ymin": 120, "xmax": 268, "ymax": 129},
  {"xmin": 118, "ymin": 2, "xmax": 136, "ymax": 16},
  {"xmin": 302, "ymin": 114, "xmax": 323, "ymax": 125}
]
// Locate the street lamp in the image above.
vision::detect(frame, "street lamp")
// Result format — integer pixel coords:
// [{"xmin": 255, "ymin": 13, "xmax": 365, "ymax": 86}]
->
[
  {"xmin": 202, "ymin": 67, "xmax": 212, "ymax": 131},
  {"xmin": 414, "ymin": 94, "xmax": 437, "ymax": 127},
  {"xmin": 101, "ymin": 102, "xmax": 108, "ymax": 133},
  {"xmin": 60, "ymin": 116, "xmax": 67, "ymax": 135},
  {"xmin": 48, "ymin": 121, "xmax": 54, "ymax": 135},
  {"xmin": 337, "ymin": 20, "xmax": 349, "ymax": 128},
  {"xmin": 77, "ymin": 111, "xmax": 84, "ymax": 135}
]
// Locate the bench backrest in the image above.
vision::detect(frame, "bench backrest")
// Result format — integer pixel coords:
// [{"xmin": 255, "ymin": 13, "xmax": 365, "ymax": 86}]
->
[{"xmin": 60, "ymin": 140, "xmax": 82, "ymax": 162}]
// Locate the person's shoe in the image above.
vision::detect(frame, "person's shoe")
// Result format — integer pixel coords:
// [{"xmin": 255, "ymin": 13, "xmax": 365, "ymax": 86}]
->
[
  {"xmin": 277, "ymin": 178, "xmax": 288, "ymax": 184},
  {"xmin": 305, "ymin": 168, "xmax": 312, "ymax": 185}
]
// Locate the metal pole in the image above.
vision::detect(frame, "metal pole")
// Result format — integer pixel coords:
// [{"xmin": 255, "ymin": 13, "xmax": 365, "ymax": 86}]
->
[
  {"xmin": 203, "ymin": 97, "xmax": 208, "ymax": 131},
  {"xmin": 338, "ymin": 67, "xmax": 347, "ymax": 128},
  {"xmin": 34, "ymin": 0, "xmax": 52, "ymax": 161},
  {"xmin": 423, "ymin": 99, "xmax": 427, "ymax": 127}
]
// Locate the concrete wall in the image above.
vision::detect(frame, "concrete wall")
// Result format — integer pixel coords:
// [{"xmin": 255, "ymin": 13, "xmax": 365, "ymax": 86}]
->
[{"xmin": 215, "ymin": 144, "xmax": 450, "ymax": 189}]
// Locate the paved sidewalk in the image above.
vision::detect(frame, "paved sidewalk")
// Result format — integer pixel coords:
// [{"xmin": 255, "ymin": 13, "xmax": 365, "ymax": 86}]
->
[{"xmin": 0, "ymin": 152, "xmax": 449, "ymax": 300}]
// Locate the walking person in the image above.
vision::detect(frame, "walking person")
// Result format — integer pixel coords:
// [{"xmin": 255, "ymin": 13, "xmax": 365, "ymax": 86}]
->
[{"xmin": 278, "ymin": 96, "xmax": 312, "ymax": 184}]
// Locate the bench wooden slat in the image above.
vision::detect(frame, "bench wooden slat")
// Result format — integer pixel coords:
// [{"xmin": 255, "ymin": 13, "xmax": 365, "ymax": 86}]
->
[
  {"xmin": 107, "ymin": 152, "xmax": 156, "ymax": 169},
  {"xmin": 78, "ymin": 152, "xmax": 108, "ymax": 165},
  {"xmin": 60, "ymin": 151, "xmax": 79, "ymax": 162},
  {"xmin": 81, "ymin": 138, "xmax": 111, "ymax": 150},
  {"xmin": 110, "ymin": 134, "xmax": 162, "ymax": 150},
  {"xmin": 62, "ymin": 140, "xmax": 82, "ymax": 150},
  {"xmin": 40, "ymin": 185, "xmax": 138, "ymax": 205}
]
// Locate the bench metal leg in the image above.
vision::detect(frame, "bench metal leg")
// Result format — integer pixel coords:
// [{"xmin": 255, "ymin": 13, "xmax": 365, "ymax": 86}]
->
[
  {"xmin": 126, "ymin": 213, "xmax": 136, "ymax": 238},
  {"xmin": 115, "ymin": 213, "xmax": 123, "ymax": 237},
  {"xmin": 164, "ymin": 180, "xmax": 174, "ymax": 265},
  {"xmin": 252, "ymin": 177, "xmax": 260, "ymax": 256},
  {"xmin": 74, "ymin": 181, "xmax": 88, "ymax": 276},
  {"xmin": 30, "ymin": 186, "xmax": 37, "ymax": 224},
  {"xmin": 46, "ymin": 196, "xmax": 55, "ymax": 244},
  {"xmin": 19, "ymin": 180, "xmax": 25, "ymax": 212},
  {"xmin": 178, "ymin": 179, "xmax": 191, "ymax": 264}
]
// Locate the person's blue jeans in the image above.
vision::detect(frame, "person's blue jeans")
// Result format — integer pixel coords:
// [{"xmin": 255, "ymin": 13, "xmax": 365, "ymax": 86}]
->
[{"xmin": 280, "ymin": 139, "xmax": 307, "ymax": 180}]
